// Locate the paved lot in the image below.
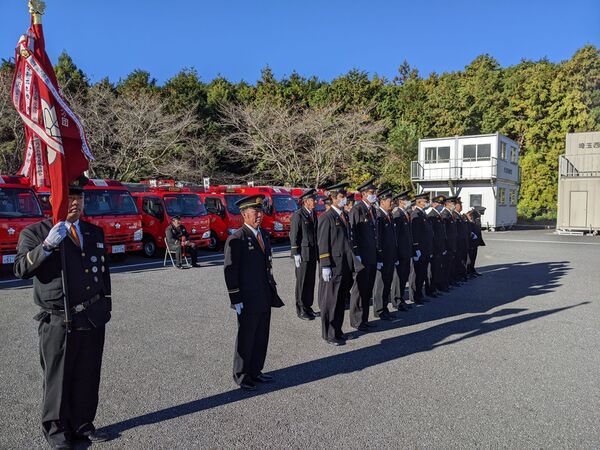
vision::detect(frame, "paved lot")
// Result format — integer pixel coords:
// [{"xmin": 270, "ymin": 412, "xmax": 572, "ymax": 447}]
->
[{"xmin": 1, "ymin": 229, "xmax": 599, "ymax": 449}]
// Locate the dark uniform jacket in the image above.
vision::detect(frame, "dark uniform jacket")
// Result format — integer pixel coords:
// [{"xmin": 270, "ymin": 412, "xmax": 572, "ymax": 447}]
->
[
  {"xmin": 410, "ymin": 207, "xmax": 434, "ymax": 257},
  {"xmin": 468, "ymin": 219, "xmax": 486, "ymax": 248},
  {"xmin": 165, "ymin": 224, "xmax": 189, "ymax": 247},
  {"xmin": 14, "ymin": 219, "xmax": 112, "ymax": 329},
  {"xmin": 224, "ymin": 225, "xmax": 284, "ymax": 313},
  {"xmin": 392, "ymin": 207, "xmax": 413, "ymax": 260},
  {"xmin": 428, "ymin": 208, "xmax": 447, "ymax": 255},
  {"xmin": 289, "ymin": 207, "xmax": 318, "ymax": 262},
  {"xmin": 376, "ymin": 208, "xmax": 398, "ymax": 266},
  {"xmin": 317, "ymin": 207, "xmax": 355, "ymax": 276},
  {"xmin": 349, "ymin": 201, "xmax": 379, "ymax": 265},
  {"xmin": 456, "ymin": 212, "xmax": 470, "ymax": 253},
  {"xmin": 440, "ymin": 208, "xmax": 458, "ymax": 253}
]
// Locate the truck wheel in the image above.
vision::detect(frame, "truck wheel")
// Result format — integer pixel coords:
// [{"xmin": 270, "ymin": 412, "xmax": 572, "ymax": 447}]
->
[
  {"xmin": 207, "ymin": 231, "xmax": 221, "ymax": 252},
  {"xmin": 143, "ymin": 237, "xmax": 157, "ymax": 258}
]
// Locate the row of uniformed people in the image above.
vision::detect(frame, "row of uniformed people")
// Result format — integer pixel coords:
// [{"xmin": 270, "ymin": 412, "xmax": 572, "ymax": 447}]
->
[{"xmin": 290, "ymin": 181, "xmax": 485, "ymax": 346}]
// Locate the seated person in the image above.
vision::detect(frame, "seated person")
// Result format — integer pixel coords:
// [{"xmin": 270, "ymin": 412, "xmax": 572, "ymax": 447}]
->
[{"xmin": 165, "ymin": 216, "xmax": 199, "ymax": 268}]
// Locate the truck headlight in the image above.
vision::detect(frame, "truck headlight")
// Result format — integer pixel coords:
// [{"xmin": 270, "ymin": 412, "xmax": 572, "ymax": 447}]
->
[
  {"xmin": 227, "ymin": 228, "xmax": 238, "ymax": 235},
  {"xmin": 133, "ymin": 229, "xmax": 143, "ymax": 241},
  {"xmin": 274, "ymin": 221, "xmax": 283, "ymax": 231},
  {"xmin": 202, "ymin": 230, "xmax": 211, "ymax": 239}
]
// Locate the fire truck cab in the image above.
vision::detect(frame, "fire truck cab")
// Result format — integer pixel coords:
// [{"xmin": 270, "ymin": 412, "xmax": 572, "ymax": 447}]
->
[
  {"xmin": 126, "ymin": 180, "xmax": 211, "ymax": 257},
  {"xmin": 0, "ymin": 175, "xmax": 44, "ymax": 266},
  {"xmin": 212, "ymin": 185, "xmax": 298, "ymax": 240}
]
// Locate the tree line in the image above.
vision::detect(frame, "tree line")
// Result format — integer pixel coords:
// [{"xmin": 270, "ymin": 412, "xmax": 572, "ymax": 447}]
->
[{"xmin": 0, "ymin": 45, "xmax": 598, "ymax": 219}]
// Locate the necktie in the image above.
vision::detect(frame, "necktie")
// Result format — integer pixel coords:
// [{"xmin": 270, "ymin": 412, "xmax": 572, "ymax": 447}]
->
[
  {"xmin": 256, "ymin": 231, "xmax": 266, "ymax": 253},
  {"xmin": 70, "ymin": 225, "xmax": 81, "ymax": 248},
  {"xmin": 339, "ymin": 212, "xmax": 347, "ymax": 226}
]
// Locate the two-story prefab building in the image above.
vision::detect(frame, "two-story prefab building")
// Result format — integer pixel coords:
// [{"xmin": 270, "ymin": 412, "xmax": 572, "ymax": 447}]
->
[
  {"xmin": 557, "ymin": 131, "xmax": 600, "ymax": 233},
  {"xmin": 411, "ymin": 132, "xmax": 520, "ymax": 230}
]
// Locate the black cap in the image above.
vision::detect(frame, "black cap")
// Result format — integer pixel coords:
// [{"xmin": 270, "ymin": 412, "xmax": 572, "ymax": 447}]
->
[
  {"xmin": 431, "ymin": 195, "xmax": 446, "ymax": 204},
  {"xmin": 299, "ymin": 188, "xmax": 317, "ymax": 200},
  {"xmin": 455, "ymin": 197, "xmax": 462, "ymax": 204},
  {"xmin": 414, "ymin": 192, "xmax": 430, "ymax": 201},
  {"xmin": 68, "ymin": 175, "xmax": 89, "ymax": 195},
  {"xmin": 346, "ymin": 192, "xmax": 356, "ymax": 202},
  {"xmin": 357, "ymin": 178, "xmax": 377, "ymax": 192},
  {"xmin": 235, "ymin": 194, "xmax": 266, "ymax": 211},
  {"xmin": 325, "ymin": 182, "xmax": 349, "ymax": 196},
  {"xmin": 378, "ymin": 188, "xmax": 393, "ymax": 200},
  {"xmin": 393, "ymin": 190, "xmax": 411, "ymax": 201},
  {"xmin": 172, "ymin": 215, "xmax": 181, "ymax": 221},
  {"xmin": 445, "ymin": 196, "xmax": 458, "ymax": 203}
]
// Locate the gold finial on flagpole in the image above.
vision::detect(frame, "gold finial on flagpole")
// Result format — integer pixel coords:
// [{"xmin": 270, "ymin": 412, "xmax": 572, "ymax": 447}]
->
[{"xmin": 28, "ymin": 0, "xmax": 46, "ymax": 24}]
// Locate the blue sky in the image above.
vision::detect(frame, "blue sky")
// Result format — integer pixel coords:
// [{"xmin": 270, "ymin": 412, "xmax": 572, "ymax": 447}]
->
[{"xmin": 1, "ymin": 0, "xmax": 598, "ymax": 85}]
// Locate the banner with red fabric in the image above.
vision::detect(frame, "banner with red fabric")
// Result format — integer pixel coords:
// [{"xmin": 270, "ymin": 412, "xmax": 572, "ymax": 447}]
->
[{"xmin": 11, "ymin": 21, "xmax": 93, "ymax": 223}]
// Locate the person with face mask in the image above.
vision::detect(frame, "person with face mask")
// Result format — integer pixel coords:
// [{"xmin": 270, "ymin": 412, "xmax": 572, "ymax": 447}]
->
[
  {"xmin": 427, "ymin": 195, "xmax": 449, "ymax": 295},
  {"xmin": 391, "ymin": 191, "xmax": 413, "ymax": 311},
  {"xmin": 317, "ymin": 183, "xmax": 355, "ymax": 346},
  {"xmin": 409, "ymin": 192, "xmax": 434, "ymax": 304},
  {"xmin": 372, "ymin": 189, "xmax": 398, "ymax": 320},
  {"xmin": 348, "ymin": 178, "xmax": 380, "ymax": 332},
  {"xmin": 440, "ymin": 197, "xmax": 459, "ymax": 288},
  {"xmin": 454, "ymin": 198, "xmax": 470, "ymax": 283},
  {"xmin": 466, "ymin": 208, "xmax": 486, "ymax": 276},
  {"xmin": 289, "ymin": 189, "xmax": 319, "ymax": 321}
]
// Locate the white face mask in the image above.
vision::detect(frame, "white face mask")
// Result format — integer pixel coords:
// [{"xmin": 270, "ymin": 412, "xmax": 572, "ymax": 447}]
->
[
  {"xmin": 366, "ymin": 194, "xmax": 377, "ymax": 203},
  {"xmin": 424, "ymin": 202, "xmax": 431, "ymax": 209},
  {"xmin": 404, "ymin": 201, "xmax": 412, "ymax": 209},
  {"xmin": 338, "ymin": 197, "xmax": 347, "ymax": 207}
]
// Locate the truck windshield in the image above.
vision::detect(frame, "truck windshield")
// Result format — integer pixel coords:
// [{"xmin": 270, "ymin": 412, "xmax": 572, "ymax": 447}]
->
[
  {"xmin": 84, "ymin": 189, "xmax": 139, "ymax": 216},
  {"xmin": 272, "ymin": 195, "xmax": 298, "ymax": 213},
  {"xmin": 224, "ymin": 194, "xmax": 247, "ymax": 215},
  {"xmin": 163, "ymin": 194, "xmax": 207, "ymax": 217},
  {"xmin": 0, "ymin": 188, "xmax": 43, "ymax": 218}
]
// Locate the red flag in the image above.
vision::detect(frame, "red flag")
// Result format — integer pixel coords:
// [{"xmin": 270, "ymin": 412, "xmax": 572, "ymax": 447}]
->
[{"xmin": 11, "ymin": 21, "xmax": 93, "ymax": 223}]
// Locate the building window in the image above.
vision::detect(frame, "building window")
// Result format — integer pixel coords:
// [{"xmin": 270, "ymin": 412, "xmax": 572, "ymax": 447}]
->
[
  {"xmin": 470, "ymin": 194, "xmax": 482, "ymax": 208},
  {"xmin": 498, "ymin": 188, "xmax": 506, "ymax": 206},
  {"xmin": 424, "ymin": 146, "xmax": 450, "ymax": 163},
  {"xmin": 500, "ymin": 142, "xmax": 507, "ymax": 160},
  {"xmin": 510, "ymin": 146, "xmax": 517, "ymax": 163},
  {"xmin": 462, "ymin": 143, "xmax": 491, "ymax": 161},
  {"xmin": 509, "ymin": 190, "xmax": 517, "ymax": 206}
]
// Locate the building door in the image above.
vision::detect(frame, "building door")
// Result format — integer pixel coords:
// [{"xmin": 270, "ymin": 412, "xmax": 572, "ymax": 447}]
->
[{"xmin": 569, "ymin": 191, "xmax": 588, "ymax": 228}]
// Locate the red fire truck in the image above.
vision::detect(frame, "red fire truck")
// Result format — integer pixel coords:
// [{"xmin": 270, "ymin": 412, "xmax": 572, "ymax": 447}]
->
[
  {"xmin": 126, "ymin": 180, "xmax": 211, "ymax": 257},
  {"xmin": 211, "ymin": 185, "xmax": 298, "ymax": 240},
  {"xmin": 0, "ymin": 175, "xmax": 45, "ymax": 266},
  {"xmin": 35, "ymin": 179, "xmax": 144, "ymax": 258}
]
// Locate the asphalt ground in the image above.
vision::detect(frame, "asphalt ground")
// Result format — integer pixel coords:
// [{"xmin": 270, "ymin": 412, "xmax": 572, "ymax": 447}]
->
[{"xmin": 1, "ymin": 229, "xmax": 599, "ymax": 449}]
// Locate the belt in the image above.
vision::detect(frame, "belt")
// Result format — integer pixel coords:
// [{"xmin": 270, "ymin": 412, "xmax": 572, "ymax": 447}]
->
[{"xmin": 70, "ymin": 293, "xmax": 103, "ymax": 314}]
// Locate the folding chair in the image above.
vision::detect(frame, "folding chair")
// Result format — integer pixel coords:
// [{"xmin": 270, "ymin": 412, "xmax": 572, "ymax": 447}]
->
[{"xmin": 163, "ymin": 233, "xmax": 190, "ymax": 268}]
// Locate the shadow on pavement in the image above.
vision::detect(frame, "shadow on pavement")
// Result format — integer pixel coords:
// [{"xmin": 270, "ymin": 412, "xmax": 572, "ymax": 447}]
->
[{"xmin": 101, "ymin": 260, "xmax": 586, "ymax": 438}]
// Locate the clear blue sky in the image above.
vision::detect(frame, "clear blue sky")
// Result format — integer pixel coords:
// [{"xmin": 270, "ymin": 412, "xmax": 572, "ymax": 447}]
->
[{"xmin": 1, "ymin": 0, "xmax": 598, "ymax": 85}]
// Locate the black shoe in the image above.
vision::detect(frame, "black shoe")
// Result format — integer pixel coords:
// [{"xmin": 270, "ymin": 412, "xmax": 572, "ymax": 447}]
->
[
  {"xmin": 240, "ymin": 380, "xmax": 257, "ymax": 391},
  {"xmin": 377, "ymin": 312, "xmax": 393, "ymax": 321},
  {"xmin": 308, "ymin": 310, "xmax": 321, "ymax": 318},
  {"xmin": 326, "ymin": 338, "xmax": 345, "ymax": 346},
  {"xmin": 356, "ymin": 324, "xmax": 370, "ymax": 332},
  {"xmin": 75, "ymin": 430, "xmax": 111, "ymax": 443},
  {"xmin": 413, "ymin": 299, "xmax": 425, "ymax": 305},
  {"xmin": 192, "ymin": 263, "xmax": 200, "ymax": 267},
  {"xmin": 298, "ymin": 312, "xmax": 314, "ymax": 321},
  {"xmin": 473, "ymin": 271, "xmax": 482, "ymax": 276},
  {"xmin": 396, "ymin": 303, "xmax": 409, "ymax": 311},
  {"xmin": 176, "ymin": 264, "xmax": 183, "ymax": 269},
  {"xmin": 364, "ymin": 322, "xmax": 377, "ymax": 328},
  {"xmin": 335, "ymin": 333, "xmax": 348, "ymax": 341},
  {"xmin": 253, "ymin": 373, "xmax": 274, "ymax": 383}
]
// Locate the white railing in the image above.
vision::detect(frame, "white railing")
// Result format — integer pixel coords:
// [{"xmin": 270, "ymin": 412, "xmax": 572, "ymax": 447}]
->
[
  {"xmin": 559, "ymin": 154, "xmax": 600, "ymax": 177},
  {"xmin": 411, "ymin": 157, "xmax": 499, "ymax": 181}
]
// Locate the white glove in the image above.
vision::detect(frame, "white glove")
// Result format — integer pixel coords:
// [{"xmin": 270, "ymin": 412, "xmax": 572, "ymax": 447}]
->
[
  {"xmin": 413, "ymin": 250, "xmax": 421, "ymax": 262},
  {"xmin": 322, "ymin": 267, "xmax": 332, "ymax": 282},
  {"xmin": 44, "ymin": 221, "xmax": 67, "ymax": 248},
  {"xmin": 471, "ymin": 232, "xmax": 478, "ymax": 240},
  {"xmin": 443, "ymin": 250, "xmax": 448, "ymax": 255},
  {"xmin": 376, "ymin": 262, "xmax": 383, "ymax": 270},
  {"xmin": 355, "ymin": 255, "xmax": 362, "ymax": 264},
  {"xmin": 394, "ymin": 260, "xmax": 399, "ymax": 266},
  {"xmin": 293, "ymin": 254, "xmax": 301, "ymax": 268},
  {"xmin": 233, "ymin": 303, "xmax": 244, "ymax": 315}
]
